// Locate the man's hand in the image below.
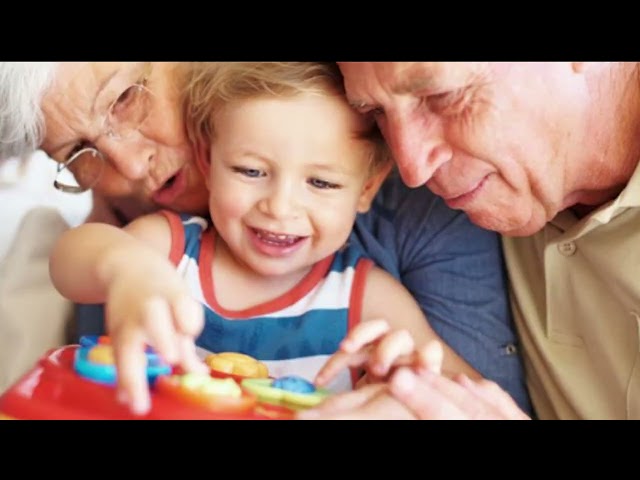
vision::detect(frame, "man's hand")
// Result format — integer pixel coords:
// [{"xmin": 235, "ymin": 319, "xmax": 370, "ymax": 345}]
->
[
  {"xmin": 388, "ymin": 368, "xmax": 530, "ymax": 420},
  {"xmin": 300, "ymin": 340, "xmax": 530, "ymax": 420},
  {"xmin": 297, "ymin": 383, "xmax": 416, "ymax": 420}
]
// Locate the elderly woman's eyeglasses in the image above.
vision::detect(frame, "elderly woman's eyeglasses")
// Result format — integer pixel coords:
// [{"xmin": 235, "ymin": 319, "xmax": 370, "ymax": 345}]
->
[{"xmin": 53, "ymin": 80, "xmax": 153, "ymax": 194}]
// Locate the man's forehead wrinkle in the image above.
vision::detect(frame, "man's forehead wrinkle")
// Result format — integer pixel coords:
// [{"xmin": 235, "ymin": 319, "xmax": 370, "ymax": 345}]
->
[
  {"xmin": 392, "ymin": 63, "xmax": 480, "ymax": 95},
  {"xmin": 391, "ymin": 62, "xmax": 439, "ymax": 94}
]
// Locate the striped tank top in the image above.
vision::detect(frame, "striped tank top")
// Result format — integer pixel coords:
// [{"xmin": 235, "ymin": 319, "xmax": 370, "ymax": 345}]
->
[{"xmin": 161, "ymin": 210, "xmax": 373, "ymax": 393}]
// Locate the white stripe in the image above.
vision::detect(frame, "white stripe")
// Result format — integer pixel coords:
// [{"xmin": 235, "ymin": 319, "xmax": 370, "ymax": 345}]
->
[
  {"xmin": 181, "ymin": 260, "xmax": 358, "ymax": 318},
  {"xmin": 182, "ymin": 217, "xmax": 208, "ymax": 229},
  {"xmin": 177, "ymin": 257, "xmax": 208, "ymax": 304},
  {"xmin": 264, "ymin": 268, "xmax": 357, "ymax": 318}
]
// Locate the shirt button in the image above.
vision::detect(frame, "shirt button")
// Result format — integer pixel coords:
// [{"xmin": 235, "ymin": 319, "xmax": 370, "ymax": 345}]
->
[
  {"xmin": 558, "ymin": 241, "xmax": 577, "ymax": 256},
  {"xmin": 504, "ymin": 343, "xmax": 518, "ymax": 355}
]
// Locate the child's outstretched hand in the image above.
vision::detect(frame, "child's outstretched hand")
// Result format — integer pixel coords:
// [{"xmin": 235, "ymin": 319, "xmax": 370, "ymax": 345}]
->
[
  {"xmin": 315, "ymin": 319, "xmax": 444, "ymax": 388},
  {"xmin": 103, "ymin": 248, "xmax": 208, "ymax": 415}
]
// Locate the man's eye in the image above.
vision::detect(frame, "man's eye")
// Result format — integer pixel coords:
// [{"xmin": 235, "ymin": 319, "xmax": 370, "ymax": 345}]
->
[
  {"xmin": 426, "ymin": 88, "xmax": 469, "ymax": 115},
  {"xmin": 308, "ymin": 178, "xmax": 340, "ymax": 189},
  {"xmin": 232, "ymin": 167, "xmax": 265, "ymax": 178},
  {"xmin": 427, "ymin": 92, "xmax": 455, "ymax": 110}
]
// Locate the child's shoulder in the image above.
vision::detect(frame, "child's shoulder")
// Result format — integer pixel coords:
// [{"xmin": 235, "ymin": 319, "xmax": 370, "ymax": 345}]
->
[
  {"xmin": 157, "ymin": 210, "xmax": 209, "ymax": 226},
  {"xmin": 150, "ymin": 210, "xmax": 210, "ymax": 233},
  {"xmin": 329, "ymin": 242, "xmax": 371, "ymax": 272}
]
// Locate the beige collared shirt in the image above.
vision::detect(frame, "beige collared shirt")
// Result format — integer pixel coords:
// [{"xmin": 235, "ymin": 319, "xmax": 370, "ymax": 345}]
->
[{"xmin": 503, "ymin": 162, "xmax": 640, "ymax": 419}]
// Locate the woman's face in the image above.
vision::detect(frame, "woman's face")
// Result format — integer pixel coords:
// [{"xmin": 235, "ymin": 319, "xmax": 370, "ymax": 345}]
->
[{"xmin": 40, "ymin": 62, "xmax": 209, "ymax": 221}]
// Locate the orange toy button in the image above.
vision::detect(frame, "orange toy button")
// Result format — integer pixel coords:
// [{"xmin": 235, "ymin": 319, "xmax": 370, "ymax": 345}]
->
[{"xmin": 205, "ymin": 352, "xmax": 269, "ymax": 378}]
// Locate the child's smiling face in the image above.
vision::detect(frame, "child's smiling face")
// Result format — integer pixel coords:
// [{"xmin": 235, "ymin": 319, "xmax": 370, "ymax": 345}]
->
[{"xmin": 205, "ymin": 92, "xmax": 385, "ymax": 278}]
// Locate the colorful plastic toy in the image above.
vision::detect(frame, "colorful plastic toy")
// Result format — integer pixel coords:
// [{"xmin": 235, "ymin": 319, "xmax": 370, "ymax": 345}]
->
[
  {"xmin": 242, "ymin": 375, "xmax": 330, "ymax": 410},
  {"xmin": 0, "ymin": 336, "xmax": 300, "ymax": 420},
  {"xmin": 74, "ymin": 335, "xmax": 171, "ymax": 386},
  {"xmin": 155, "ymin": 373, "xmax": 257, "ymax": 415},
  {"xmin": 205, "ymin": 352, "xmax": 269, "ymax": 381}
]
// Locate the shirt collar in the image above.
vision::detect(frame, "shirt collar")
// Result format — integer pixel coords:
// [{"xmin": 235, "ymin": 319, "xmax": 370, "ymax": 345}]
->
[{"xmin": 550, "ymin": 158, "xmax": 640, "ymax": 233}]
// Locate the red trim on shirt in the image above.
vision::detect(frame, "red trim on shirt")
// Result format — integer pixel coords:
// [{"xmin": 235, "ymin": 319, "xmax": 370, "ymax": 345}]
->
[
  {"xmin": 199, "ymin": 229, "xmax": 335, "ymax": 319},
  {"xmin": 199, "ymin": 226, "xmax": 216, "ymax": 308},
  {"xmin": 158, "ymin": 210, "xmax": 185, "ymax": 267},
  {"xmin": 347, "ymin": 258, "xmax": 374, "ymax": 387}
]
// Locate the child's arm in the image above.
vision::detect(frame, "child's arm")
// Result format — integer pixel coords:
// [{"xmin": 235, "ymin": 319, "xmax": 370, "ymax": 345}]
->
[
  {"xmin": 49, "ymin": 213, "xmax": 206, "ymax": 414},
  {"xmin": 316, "ymin": 266, "xmax": 481, "ymax": 387}
]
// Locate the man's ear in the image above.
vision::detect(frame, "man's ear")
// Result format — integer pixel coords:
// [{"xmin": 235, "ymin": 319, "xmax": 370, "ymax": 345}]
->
[
  {"xmin": 195, "ymin": 139, "xmax": 212, "ymax": 189},
  {"xmin": 357, "ymin": 162, "xmax": 393, "ymax": 213}
]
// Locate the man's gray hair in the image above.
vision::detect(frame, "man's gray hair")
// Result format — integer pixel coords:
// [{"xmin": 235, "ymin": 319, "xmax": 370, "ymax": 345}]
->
[{"xmin": 0, "ymin": 62, "xmax": 58, "ymax": 160}]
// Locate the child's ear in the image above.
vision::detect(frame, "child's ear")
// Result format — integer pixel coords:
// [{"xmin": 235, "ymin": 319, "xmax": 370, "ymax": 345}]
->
[
  {"xmin": 195, "ymin": 139, "xmax": 212, "ymax": 189},
  {"xmin": 356, "ymin": 163, "xmax": 393, "ymax": 213}
]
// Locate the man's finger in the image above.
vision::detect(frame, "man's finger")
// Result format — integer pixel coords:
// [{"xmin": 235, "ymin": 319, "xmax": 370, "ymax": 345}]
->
[
  {"xmin": 388, "ymin": 368, "xmax": 472, "ymax": 419},
  {"xmin": 297, "ymin": 383, "xmax": 385, "ymax": 419},
  {"xmin": 457, "ymin": 374, "xmax": 530, "ymax": 420}
]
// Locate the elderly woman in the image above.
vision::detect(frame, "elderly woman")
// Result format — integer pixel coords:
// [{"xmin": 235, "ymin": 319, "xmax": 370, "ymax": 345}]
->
[
  {"xmin": 0, "ymin": 62, "xmax": 531, "ymax": 413},
  {"xmin": 1, "ymin": 62, "xmax": 208, "ymax": 224}
]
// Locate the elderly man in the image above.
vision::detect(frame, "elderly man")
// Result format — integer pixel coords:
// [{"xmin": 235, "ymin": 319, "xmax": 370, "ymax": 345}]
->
[{"xmin": 302, "ymin": 62, "xmax": 640, "ymax": 420}]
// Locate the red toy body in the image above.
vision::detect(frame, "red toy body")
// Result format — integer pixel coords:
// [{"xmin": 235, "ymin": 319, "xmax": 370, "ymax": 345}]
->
[{"xmin": 0, "ymin": 344, "xmax": 294, "ymax": 420}]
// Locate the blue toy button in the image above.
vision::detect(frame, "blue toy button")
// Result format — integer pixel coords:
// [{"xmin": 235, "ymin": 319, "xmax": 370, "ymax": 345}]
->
[{"xmin": 272, "ymin": 375, "xmax": 316, "ymax": 393}]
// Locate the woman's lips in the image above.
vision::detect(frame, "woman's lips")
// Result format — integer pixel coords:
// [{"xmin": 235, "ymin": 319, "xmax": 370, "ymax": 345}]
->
[
  {"xmin": 443, "ymin": 175, "xmax": 489, "ymax": 209},
  {"xmin": 152, "ymin": 168, "xmax": 187, "ymax": 206}
]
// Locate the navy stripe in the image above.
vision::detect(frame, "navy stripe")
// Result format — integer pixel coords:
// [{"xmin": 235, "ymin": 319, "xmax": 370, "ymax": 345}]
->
[
  {"xmin": 181, "ymin": 216, "xmax": 207, "ymax": 261},
  {"xmin": 196, "ymin": 307, "xmax": 349, "ymax": 360},
  {"xmin": 327, "ymin": 242, "xmax": 365, "ymax": 272}
]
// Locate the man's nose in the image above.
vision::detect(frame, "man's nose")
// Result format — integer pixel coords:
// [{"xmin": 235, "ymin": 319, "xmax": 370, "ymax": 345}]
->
[{"xmin": 384, "ymin": 111, "xmax": 452, "ymax": 188}]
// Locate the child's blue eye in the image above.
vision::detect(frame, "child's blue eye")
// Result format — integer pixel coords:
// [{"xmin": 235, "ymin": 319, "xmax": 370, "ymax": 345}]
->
[
  {"xmin": 309, "ymin": 178, "xmax": 340, "ymax": 189},
  {"xmin": 232, "ymin": 167, "xmax": 264, "ymax": 178}
]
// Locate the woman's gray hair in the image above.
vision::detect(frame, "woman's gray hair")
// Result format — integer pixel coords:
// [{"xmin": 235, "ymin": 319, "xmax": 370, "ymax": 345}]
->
[{"xmin": 0, "ymin": 62, "xmax": 58, "ymax": 160}]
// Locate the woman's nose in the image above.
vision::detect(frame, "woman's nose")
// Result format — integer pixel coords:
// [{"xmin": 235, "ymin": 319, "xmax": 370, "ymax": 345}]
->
[{"xmin": 96, "ymin": 136, "xmax": 153, "ymax": 181}]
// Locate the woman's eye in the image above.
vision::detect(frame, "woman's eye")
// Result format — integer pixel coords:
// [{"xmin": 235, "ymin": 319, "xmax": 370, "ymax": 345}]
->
[
  {"xmin": 110, "ymin": 84, "xmax": 143, "ymax": 119},
  {"xmin": 66, "ymin": 141, "xmax": 93, "ymax": 161},
  {"xmin": 309, "ymin": 178, "xmax": 340, "ymax": 189},
  {"xmin": 232, "ymin": 167, "xmax": 264, "ymax": 178}
]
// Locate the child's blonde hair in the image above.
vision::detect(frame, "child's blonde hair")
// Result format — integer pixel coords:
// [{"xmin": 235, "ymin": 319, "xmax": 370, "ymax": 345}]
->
[{"xmin": 182, "ymin": 62, "xmax": 391, "ymax": 173}]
